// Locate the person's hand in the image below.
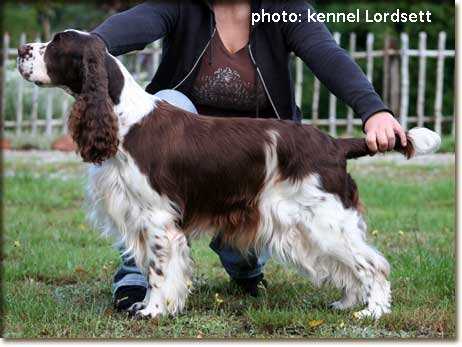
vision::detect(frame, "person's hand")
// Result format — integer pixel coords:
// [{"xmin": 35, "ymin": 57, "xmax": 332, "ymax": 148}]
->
[{"xmin": 364, "ymin": 112, "xmax": 407, "ymax": 153}]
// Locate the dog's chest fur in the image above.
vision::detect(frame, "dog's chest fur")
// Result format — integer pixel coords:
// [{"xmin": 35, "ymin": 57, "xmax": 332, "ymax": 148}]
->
[{"xmin": 87, "ymin": 151, "xmax": 178, "ymax": 253}]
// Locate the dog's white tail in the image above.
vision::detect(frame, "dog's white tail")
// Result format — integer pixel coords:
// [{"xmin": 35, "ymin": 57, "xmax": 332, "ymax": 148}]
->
[{"xmin": 407, "ymin": 127, "xmax": 442, "ymax": 156}]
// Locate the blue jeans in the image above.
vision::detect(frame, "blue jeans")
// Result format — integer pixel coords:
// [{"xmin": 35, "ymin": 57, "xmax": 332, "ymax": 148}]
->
[{"xmin": 113, "ymin": 89, "xmax": 270, "ymax": 294}]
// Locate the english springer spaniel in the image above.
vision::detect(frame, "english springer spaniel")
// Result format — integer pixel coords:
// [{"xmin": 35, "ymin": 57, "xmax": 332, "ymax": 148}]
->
[{"xmin": 17, "ymin": 30, "xmax": 441, "ymax": 320}]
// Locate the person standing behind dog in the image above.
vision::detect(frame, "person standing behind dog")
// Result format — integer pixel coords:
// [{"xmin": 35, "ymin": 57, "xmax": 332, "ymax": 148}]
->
[{"xmin": 92, "ymin": 0, "xmax": 407, "ymax": 311}]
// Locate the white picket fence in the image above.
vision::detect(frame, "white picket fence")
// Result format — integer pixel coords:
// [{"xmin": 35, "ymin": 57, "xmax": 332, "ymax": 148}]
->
[{"xmin": 1, "ymin": 31, "xmax": 455, "ymax": 137}]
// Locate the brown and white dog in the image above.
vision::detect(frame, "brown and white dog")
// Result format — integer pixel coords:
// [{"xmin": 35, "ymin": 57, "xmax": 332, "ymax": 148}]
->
[{"xmin": 17, "ymin": 30, "xmax": 441, "ymax": 319}]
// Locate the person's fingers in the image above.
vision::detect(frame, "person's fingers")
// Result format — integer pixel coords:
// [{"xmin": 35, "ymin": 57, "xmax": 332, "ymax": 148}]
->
[
  {"xmin": 377, "ymin": 130, "xmax": 389, "ymax": 152},
  {"xmin": 385, "ymin": 126, "xmax": 396, "ymax": 150},
  {"xmin": 394, "ymin": 123, "xmax": 407, "ymax": 147},
  {"xmin": 366, "ymin": 131, "xmax": 378, "ymax": 153}
]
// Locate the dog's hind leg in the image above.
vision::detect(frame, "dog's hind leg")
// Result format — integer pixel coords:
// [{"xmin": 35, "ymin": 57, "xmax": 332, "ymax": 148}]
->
[
  {"xmin": 268, "ymin": 187, "xmax": 391, "ymax": 319},
  {"xmin": 322, "ymin": 213, "xmax": 391, "ymax": 319},
  {"xmin": 300, "ymin": 203, "xmax": 391, "ymax": 319},
  {"xmin": 133, "ymin": 224, "xmax": 193, "ymax": 318}
]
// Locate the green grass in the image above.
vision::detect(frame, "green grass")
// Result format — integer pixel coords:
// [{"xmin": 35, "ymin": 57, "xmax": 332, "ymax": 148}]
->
[{"xmin": 3, "ymin": 159, "xmax": 455, "ymax": 339}]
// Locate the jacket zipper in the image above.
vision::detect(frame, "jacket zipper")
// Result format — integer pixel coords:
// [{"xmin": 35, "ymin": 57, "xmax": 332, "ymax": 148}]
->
[
  {"xmin": 172, "ymin": 28, "xmax": 217, "ymax": 90},
  {"xmin": 248, "ymin": 45, "xmax": 281, "ymax": 120}
]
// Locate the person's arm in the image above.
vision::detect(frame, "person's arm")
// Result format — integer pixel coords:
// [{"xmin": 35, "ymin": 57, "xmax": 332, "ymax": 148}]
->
[
  {"xmin": 280, "ymin": 1, "xmax": 406, "ymax": 152},
  {"xmin": 91, "ymin": 1, "xmax": 179, "ymax": 56}
]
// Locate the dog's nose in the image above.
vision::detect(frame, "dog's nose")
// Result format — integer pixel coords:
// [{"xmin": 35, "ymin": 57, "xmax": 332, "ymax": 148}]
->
[{"xmin": 17, "ymin": 44, "xmax": 32, "ymax": 59}]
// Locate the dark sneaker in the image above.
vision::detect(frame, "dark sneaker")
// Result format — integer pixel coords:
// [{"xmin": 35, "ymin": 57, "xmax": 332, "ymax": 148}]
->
[
  {"xmin": 232, "ymin": 274, "xmax": 268, "ymax": 297},
  {"xmin": 113, "ymin": 285, "xmax": 147, "ymax": 311}
]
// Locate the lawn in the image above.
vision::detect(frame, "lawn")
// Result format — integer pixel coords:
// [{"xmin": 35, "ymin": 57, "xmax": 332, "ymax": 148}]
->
[{"xmin": 3, "ymin": 154, "xmax": 455, "ymax": 339}]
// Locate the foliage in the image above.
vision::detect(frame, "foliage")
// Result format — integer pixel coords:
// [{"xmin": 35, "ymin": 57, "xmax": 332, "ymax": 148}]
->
[
  {"xmin": 313, "ymin": 2, "xmax": 455, "ymax": 49},
  {"xmin": 3, "ymin": 2, "xmax": 123, "ymax": 42},
  {"xmin": 438, "ymin": 135, "xmax": 455, "ymax": 154},
  {"xmin": 3, "ymin": 156, "xmax": 455, "ymax": 338}
]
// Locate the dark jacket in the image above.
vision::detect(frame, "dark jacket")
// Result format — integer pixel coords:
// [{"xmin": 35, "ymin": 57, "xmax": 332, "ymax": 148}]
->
[{"xmin": 93, "ymin": 0, "xmax": 392, "ymax": 124}]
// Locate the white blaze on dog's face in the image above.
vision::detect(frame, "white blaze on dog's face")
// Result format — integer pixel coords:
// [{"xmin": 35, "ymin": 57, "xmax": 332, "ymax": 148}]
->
[{"xmin": 17, "ymin": 41, "xmax": 52, "ymax": 85}]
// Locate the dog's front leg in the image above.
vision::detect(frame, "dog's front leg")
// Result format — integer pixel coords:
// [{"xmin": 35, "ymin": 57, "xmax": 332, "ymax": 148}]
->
[{"xmin": 133, "ymin": 224, "xmax": 193, "ymax": 319}]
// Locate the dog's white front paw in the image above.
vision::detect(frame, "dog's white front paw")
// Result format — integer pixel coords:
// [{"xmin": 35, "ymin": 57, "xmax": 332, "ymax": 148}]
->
[
  {"xmin": 135, "ymin": 305, "xmax": 164, "ymax": 319},
  {"xmin": 353, "ymin": 305, "xmax": 390, "ymax": 320}
]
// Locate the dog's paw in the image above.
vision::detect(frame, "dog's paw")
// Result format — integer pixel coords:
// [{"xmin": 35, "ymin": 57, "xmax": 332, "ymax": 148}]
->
[
  {"xmin": 353, "ymin": 308, "xmax": 374, "ymax": 320},
  {"xmin": 352, "ymin": 305, "xmax": 390, "ymax": 320},
  {"xmin": 127, "ymin": 301, "xmax": 146, "ymax": 315},
  {"xmin": 134, "ymin": 306, "xmax": 164, "ymax": 320}
]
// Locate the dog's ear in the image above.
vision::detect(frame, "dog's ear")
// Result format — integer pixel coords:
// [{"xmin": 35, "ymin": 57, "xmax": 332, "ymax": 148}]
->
[{"xmin": 68, "ymin": 36, "xmax": 119, "ymax": 164}]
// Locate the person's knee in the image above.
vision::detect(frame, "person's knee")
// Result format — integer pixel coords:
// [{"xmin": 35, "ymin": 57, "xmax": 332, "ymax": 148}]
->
[{"xmin": 153, "ymin": 89, "xmax": 198, "ymax": 114}]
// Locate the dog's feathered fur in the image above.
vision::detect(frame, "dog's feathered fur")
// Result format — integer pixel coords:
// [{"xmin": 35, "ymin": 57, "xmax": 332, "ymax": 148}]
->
[{"xmin": 67, "ymin": 37, "xmax": 119, "ymax": 164}]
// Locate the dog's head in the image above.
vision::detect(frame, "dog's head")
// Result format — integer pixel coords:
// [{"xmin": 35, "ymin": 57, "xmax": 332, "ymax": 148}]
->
[{"xmin": 17, "ymin": 30, "xmax": 122, "ymax": 164}]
